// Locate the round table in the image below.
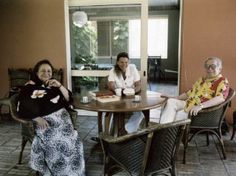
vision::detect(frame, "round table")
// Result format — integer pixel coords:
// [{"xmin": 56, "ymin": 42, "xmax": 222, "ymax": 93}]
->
[{"xmin": 73, "ymin": 91, "xmax": 166, "ymax": 136}]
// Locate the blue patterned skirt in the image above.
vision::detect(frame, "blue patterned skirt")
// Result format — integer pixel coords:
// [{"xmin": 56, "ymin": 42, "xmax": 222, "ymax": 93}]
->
[{"xmin": 30, "ymin": 108, "xmax": 85, "ymax": 176}]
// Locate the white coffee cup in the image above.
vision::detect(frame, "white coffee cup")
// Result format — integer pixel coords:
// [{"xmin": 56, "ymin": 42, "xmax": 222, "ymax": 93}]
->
[
  {"xmin": 115, "ymin": 88, "xmax": 122, "ymax": 96},
  {"xmin": 82, "ymin": 96, "xmax": 89, "ymax": 103},
  {"xmin": 134, "ymin": 95, "xmax": 141, "ymax": 102}
]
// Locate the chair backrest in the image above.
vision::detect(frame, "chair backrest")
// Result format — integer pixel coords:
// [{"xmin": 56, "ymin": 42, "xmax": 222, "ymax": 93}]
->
[
  {"xmin": 98, "ymin": 76, "xmax": 109, "ymax": 90},
  {"xmin": 7, "ymin": 68, "xmax": 63, "ymax": 96},
  {"xmin": 190, "ymin": 87, "xmax": 235, "ymax": 128},
  {"xmin": 144, "ymin": 120, "xmax": 188, "ymax": 174},
  {"xmin": 52, "ymin": 68, "xmax": 63, "ymax": 84},
  {"xmin": 8, "ymin": 68, "xmax": 31, "ymax": 96},
  {"xmin": 100, "ymin": 119, "xmax": 190, "ymax": 175}
]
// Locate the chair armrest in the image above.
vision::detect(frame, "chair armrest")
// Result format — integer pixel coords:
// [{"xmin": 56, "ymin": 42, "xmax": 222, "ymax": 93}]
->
[
  {"xmin": 100, "ymin": 128, "xmax": 150, "ymax": 143},
  {"xmin": 100, "ymin": 119, "xmax": 191, "ymax": 143},
  {"xmin": 0, "ymin": 98, "xmax": 11, "ymax": 106},
  {"xmin": 67, "ymin": 108, "xmax": 77, "ymax": 126}
]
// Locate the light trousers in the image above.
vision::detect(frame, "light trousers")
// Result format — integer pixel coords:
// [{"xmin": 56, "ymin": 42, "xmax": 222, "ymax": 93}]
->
[{"xmin": 159, "ymin": 98, "xmax": 188, "ymax": 124}]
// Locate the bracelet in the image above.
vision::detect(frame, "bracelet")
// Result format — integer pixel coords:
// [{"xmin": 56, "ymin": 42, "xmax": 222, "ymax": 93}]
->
[{"xmin": 58, "ymin": 84, "xmax": 62, "ymax": 88}]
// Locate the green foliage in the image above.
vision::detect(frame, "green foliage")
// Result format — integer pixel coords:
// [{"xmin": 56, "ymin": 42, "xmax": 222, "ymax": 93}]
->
[
  {"xmin": 72, "ymin": 23, "xmax": 97, "ymax": 64},
  {"xmin": 112, "ymin": 21, "xmax": 128, "ymax": 56},
  {"xmin": 71, "ymin": 20, "xmax": 128, "ymax": 91}
]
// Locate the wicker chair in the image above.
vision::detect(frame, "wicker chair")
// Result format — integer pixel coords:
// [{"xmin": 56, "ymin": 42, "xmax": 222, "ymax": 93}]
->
[
  {"xmin": 8, "ymin": 68, "xmax": 31, "ymax": 97},
  {"xmin": 230, "ymin": 111, "xmax": 236, "ymax": 140},
  {"xmin": 100, "ymin": 119, "xmax": 191, "ymax": 176},
  {"xmin": 0, "ymin": 93, "xmax": 77, "ymax": 164},
  {"xmin": 183, "ymin": 87, "xmax": 235, "ymax": 164}
]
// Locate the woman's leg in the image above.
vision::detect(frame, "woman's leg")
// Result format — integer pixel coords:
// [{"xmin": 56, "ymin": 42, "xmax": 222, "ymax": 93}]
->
[
  {"xmin": 159, "ymin": 98, "xmax": 186, "ymax": 124},
  {"xmin": 125, "ymin": 111, "xmax": 144, "ymax": 133}
]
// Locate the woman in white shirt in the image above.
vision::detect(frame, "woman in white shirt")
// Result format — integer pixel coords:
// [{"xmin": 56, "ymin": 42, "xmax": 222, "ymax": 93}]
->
[
  {"xmin": 108, "ymin": 52, "xmax": 141, "ymax": 92},
  {"xmin": 108, "ymin": 52, "xmax": 144, "ymax": 133}
]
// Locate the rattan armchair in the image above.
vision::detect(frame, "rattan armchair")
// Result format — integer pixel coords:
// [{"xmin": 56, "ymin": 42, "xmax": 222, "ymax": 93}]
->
[
  {"xmin": 100, "ymin": 119, "xmax": 191, "ymax": 176},
  {"xmin": 1, "ymin": 93, "xmax": 77, "ymax": 164},
  {"xmin": 183, "ymin": 88, "xmax": 235, "ymax": 164}
]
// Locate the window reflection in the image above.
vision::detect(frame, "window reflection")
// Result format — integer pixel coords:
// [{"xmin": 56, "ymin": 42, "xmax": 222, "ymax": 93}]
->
[{"xmin": 70, "ymin": 5, "xmax": 141, "ymax": 71}]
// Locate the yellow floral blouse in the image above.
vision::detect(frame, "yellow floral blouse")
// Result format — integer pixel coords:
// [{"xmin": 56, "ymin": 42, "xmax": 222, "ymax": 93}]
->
[{"xmin": 185, "ymin": 74, "xmax": 229, "ymax": 112}]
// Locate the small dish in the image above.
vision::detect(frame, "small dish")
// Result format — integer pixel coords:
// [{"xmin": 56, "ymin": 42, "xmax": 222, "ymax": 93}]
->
[
  {"xmin": 132, "ymin": 99, "xmax": 141, "ymax": 103},
  {"xmin": 80, "ymin": 100, "xmax": 91, "ymax": 104}
]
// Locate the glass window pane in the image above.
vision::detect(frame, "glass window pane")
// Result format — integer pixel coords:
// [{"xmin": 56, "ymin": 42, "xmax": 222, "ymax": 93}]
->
[
  {"xmin": 148, "ymin": 17, "xmax": 168, "ymax": 58},
  {"xmin": 72, "ymin": 76, "xmax": 109, "ymax": 96},
  {"xmin": 129, "ymin": 20, "xmax": 141, "ymax": 58},
  {"xmin": 70, "ymin": 5, "xmax": 141, "ymax": 71}
]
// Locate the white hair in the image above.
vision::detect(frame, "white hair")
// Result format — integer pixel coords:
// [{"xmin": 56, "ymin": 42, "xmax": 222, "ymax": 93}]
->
[{"xmin": 205, "ymin": 56, "xmax": 222, "ymax": 68}]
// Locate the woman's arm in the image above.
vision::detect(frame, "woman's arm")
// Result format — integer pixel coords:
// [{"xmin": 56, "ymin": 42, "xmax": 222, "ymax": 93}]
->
[
  {"xmin": 47, "ymin": 79, "xmax": 70, "ymax": 102},
  {"xmin": 189, "ymin": 95, "xmax": 225, "ymax": 116},
  {"xmin": 134, "ymin": 80, "xmax": 141, "ymax": 93},
  {"xmin": 108, "ymin": 81, "xmax": 116, "ymax": 92}
]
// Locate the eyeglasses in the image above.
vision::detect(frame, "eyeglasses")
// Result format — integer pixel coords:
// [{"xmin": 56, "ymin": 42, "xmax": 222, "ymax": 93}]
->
[{"xmin": 204, "ymin": 64, "xmax": 217, "ymax": 70}]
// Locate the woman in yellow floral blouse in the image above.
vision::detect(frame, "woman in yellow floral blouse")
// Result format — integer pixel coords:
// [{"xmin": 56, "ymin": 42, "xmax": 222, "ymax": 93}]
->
[{"xmin": 159, "ymin": 56, "xmax": 229, "ymax": 124}]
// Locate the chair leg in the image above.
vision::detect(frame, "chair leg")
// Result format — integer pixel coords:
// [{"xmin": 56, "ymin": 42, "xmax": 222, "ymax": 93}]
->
[
  {"xmin": 35, "ymin": 171, "xmax": 43, "ymax": 176},
  {"xmin": 206, "ymin": 132, "xmax": 210, "ymax": 146},
  {"xmin": 230, "ymin": 112, "xmax": 236, "ymax": 140},
  {"xmin": 170, "ymin": 164, "xmax": 176, "ymax": 176},
  {"xmin": 214, "ymin": 131, "xmax": 227, "ymax": 160},
  {"xmin": 182, "ymin": 126, "xmax": 190, "ymax": 164},
  {"xmin": 18, "ymin": 136, "xmax": 28, "ymax": 164}
]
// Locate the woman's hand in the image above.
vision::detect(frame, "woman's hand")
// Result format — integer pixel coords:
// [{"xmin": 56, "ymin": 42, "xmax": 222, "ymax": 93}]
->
[
  {"xmin": 46, "ymin": 79, "xmax": 62, "ymax": 88},
  {"xmin": 33, "ymin": 117, "xmax": 49, "ymax": 130},
  {"xmin": 160, "ymin": 94, "xmax": 175, "ymax": 99},
  {"xmin": 46, "ymin": 79, "xmax": 71, "ymax": 101},
  {"xmin": 189, "ymin": 105, "xmax": 202, "ymax": 116}
]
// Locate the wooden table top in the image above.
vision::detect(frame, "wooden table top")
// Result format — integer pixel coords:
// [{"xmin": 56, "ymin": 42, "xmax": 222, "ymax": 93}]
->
[{"xmin": 73, "ymin": 91, "xmax": 166, "ymax": 113}]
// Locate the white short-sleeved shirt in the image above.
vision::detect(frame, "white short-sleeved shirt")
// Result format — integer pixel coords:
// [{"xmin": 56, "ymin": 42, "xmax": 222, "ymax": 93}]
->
[{"xmin": 108, "ymin": 64, "xmax": 140, "ymax": 89}]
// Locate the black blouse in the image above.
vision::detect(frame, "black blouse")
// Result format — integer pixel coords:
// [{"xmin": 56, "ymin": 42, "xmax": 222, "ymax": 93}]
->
[{"xmin": 18, "ymin": 84, "xmax": 72, "ymax": 120}]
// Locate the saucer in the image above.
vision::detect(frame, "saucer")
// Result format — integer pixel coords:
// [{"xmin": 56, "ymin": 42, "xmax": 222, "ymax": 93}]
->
[
  {"xmin": 80, "ymin": 100, "xmax": 90, "ymax": 104},
  {"xmin": 132, "ymin": 99, "xmax": 141, "ymax": 103}
]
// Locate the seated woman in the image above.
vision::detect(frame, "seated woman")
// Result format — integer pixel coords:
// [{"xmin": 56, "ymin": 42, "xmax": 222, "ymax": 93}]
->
[
  {"xmin": 17, "ymin": 59, "xmax": 85, "ymax": 176},
  {"xmin": 108, "ymin": 52, "xmax": 144, "ymax": 133}
]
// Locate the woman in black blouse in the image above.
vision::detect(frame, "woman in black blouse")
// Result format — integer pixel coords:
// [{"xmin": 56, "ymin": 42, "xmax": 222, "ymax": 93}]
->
[{"xmin": 18, "ymin": 59, "xmax": 85, "ymax": 176}]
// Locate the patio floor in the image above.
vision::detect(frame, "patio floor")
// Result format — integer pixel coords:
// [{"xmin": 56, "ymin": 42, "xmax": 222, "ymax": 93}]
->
[{"xmin": 1, "ymin": 113, "xmax": 236, "ymax": 176}]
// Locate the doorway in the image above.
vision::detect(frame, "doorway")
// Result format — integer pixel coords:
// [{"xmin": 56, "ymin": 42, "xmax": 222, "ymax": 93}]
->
[
  {"xmin": 147, "ymin": 1, "xmax": 180, "ymax": 96},
  {"xmin": 67, "ymin": 0, "xmax": 148, "ymax": 95},
  {"xmin": 65, "ymin": 0, "xmax": 180, "ymax": 96}
]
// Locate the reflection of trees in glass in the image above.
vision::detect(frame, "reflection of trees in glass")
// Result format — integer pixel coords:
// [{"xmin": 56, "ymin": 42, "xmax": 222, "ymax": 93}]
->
[
  {"xmin": 71, "ymin": 23, "xmax": 97, "ymax": 89},
  {"xmin": 72, "ymin": 23, "xmax": 97, "ymax": 64},
  {"xmin": 71, "ymin": 20, "xmax": 129, "ymax": 92},
  {"xmin": 72, "ymin": 77, "xmax": 97, "ymax": 94},
  {"xmin": 112, "ymin": 21, "xmax": 128, "ymax": 56}
]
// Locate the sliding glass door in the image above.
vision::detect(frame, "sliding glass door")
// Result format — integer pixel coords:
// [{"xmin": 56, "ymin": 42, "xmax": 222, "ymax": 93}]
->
[{"xmin": 66, "ymin": 0, "xmax": 148, "ymax": 95}]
